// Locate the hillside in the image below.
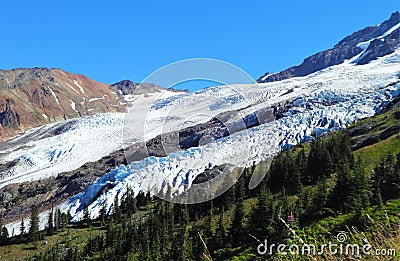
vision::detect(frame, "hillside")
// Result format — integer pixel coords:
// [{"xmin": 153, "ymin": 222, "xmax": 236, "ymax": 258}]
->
[
  {"xmin": 0, "ymin": 99, "xmax": 398, "ymax": 260},
  {"xmin": 0, "ymin": 68, "xmax": 124, "ymax": 140},
  {"xmin": 0, "ymin": 10, "xmax": 399, "ymax": 261},
  {"xmin": 0, "ymin": 69, "xmax": 179, "ymax": 141},
  {"xmin": 257, "ymin": 11, "xmax": 400, "ymax": 83}
]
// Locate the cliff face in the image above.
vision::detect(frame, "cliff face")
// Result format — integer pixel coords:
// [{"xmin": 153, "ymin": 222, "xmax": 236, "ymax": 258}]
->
[
  {"xmin": 357, "ymin": 27, "xmax": 400, "ymax": 65},
  {"xmin": 0, "ymin": 68, "xmax": 125, "ymax": 140},
  {"xmin": 258, "ymin": 12, "xmax": 400, "ymax": 83},
  {"xmin": 0, "ymin": 100, "xmax": 20, "ymax": 129}
]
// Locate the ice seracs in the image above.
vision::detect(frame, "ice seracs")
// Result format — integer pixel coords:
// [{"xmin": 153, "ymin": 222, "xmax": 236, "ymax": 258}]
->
[
  {"xmin": 67, "ymin": 48, "xmax": 400, "ymax": 221},
  {"xmin": 1, "ymin": 44, "xmax": 399, "ymax": 226}
]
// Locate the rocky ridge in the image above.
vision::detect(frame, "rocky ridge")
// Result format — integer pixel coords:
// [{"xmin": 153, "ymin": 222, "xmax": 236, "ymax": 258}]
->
[{"xmin": 257, "ymin": 12, "xmax": 400, "ymax": 82}]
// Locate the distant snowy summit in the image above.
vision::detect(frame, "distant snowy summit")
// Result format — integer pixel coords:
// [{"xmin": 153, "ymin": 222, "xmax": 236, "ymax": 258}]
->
[{"xmin": 258, "ymin": 11, "xmax": 400, "ymax": 83}]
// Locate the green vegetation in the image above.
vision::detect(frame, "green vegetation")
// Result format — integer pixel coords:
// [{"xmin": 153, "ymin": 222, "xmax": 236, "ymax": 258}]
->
[{"xmin": 0, "ymin": 106, "xmax": 399, "ymax": 260}]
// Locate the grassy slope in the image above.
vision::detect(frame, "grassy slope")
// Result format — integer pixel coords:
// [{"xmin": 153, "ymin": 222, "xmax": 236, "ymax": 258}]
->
[
  {"xmin": 0, "ymin": 226, "xmax": 104, "ymax": 261},
  {"xmin": 350, "ymin": 105, "xmax": 400, "ymax": 171},
  {"xmin": 230, "ymin": 200, "xmax": 400, "ymax": 261},
  {"xmin": 0, "ymin": 207, "xmax": 151, "ymax": 261},
  {"xmin": 356, "ymin": 134, "xmax": 400, "ymax": 172}
]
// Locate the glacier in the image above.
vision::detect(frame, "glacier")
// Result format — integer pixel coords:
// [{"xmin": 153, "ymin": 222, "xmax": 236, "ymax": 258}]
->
[
  {"xmin": 0, "ymin": 90, "xmax": 186, "ymax": 188},
  {"xmin": 1, "ymin": 23, "xmax": 400, "ymax": 228},
  {"xmin": 65, "ymin": 48, "xmax": 400, "ymax": 221}
]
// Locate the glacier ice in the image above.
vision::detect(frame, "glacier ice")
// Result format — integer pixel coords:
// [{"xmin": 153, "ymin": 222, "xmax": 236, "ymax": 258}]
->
[{"xmin": 66, "ymin": 49, "xmax": 400, "ymax": 221}]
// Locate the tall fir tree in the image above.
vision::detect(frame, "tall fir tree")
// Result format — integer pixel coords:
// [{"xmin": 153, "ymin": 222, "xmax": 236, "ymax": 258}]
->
[
  {"xmin": 216, "ymin": 207, "xmax": 226, "ymax": 248},
  {"xmin": 113, "ymin": 196, "xmax": 123, "ymax": 221},
  {"xmin": 47, "ymin": 207, "xmax": 54, "ymax": 235},
  {"xmin": 83, "ymin": 206, "xmax": 91, "ymax": 227},
  {"xmin": 20, "ymin": 218, "xmax": 25, "ymax": 240},
  {"xmin": 230, "ymin": 201, "xmax": 244, "ymax": 246},
  {"xmin": 29, "ymin": 206, "xmax": 40, "ymax": 242}
]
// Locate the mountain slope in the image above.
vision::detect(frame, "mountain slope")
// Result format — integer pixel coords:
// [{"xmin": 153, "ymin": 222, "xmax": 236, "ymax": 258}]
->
[
  {"xmin": 66, "ymin": 48, "xmax": 400, "ymax": 221},
  {"xmin": 257, "ymin": 11, "xmax": 400, "ymax": 83},
  {"xmin": 0, "ymin": 12, "xmax": 399, "ymax": 235},
  {"xmin": 0, "ymin": 45, "xmax": 399, "ymax": 226},
  {"xmin": 0, "ymin": 69, "xmax": 181, "ymax": 141},
  {"xmin": 0, "ymin": 68, "xmax": 124, "ymax": 140}
]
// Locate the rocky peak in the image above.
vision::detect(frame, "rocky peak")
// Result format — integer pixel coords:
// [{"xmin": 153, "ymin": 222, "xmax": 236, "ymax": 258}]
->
[
  {"xmin": 110, "ymin": 80, "xmax": 141, "ymax": 95},
  {"xmin": 0, "ymin": 68, "xmax": 123, "ymax": 140},
  {"xmin": 258, "ymin": 12, "xmax": 400, "ymax": 83},
  {"xmin": 336, "ymin": 11, "xmax": 399, "ymax": 47},
  {"xmin": 110, "ymin": 80, "xmax": 184, "ymax": 97}
]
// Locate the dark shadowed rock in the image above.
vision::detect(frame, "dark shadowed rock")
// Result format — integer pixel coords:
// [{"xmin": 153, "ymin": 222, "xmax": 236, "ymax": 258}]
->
[
  {"xmin": 357, "ymin": 28, "xmax": 400, "ymax": 65},
  {"xmin": 110, "ymin": 80, "xmax": 186, "ymax": 98},
  {"xmin": 0, "ymin": 99, "xmax": 19, "ymax": 128}
]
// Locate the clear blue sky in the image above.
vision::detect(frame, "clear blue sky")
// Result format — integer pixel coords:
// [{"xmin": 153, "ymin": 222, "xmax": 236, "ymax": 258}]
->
[{"xmin": 1, "ymin": 1, "xmax": 399, "ymax": 91}]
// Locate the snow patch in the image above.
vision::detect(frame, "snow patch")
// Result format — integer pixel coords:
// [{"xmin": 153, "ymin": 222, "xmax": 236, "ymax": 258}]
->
[
  {"xmin": 74, "ymin": 80, "xmax": 85, "ymax": 94},
  {"xmin": 66, "ymin": 83, "xmax": 80, "ymax": 94},
  {"xmin": 89, "ymin": 94, "xmax": 108, "ymax": 102},
  {"xmin": 47, "ymin": 86, "xmax": 60, "ymax": 105},
  {"xmin": 70, "ymin": 99, "xmax": 78, "ymax": 113}
]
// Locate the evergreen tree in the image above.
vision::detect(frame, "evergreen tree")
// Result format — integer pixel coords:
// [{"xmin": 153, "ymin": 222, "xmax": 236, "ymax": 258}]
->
[
  {"xmin": 370, "ymin": 165, "xmax": 383, "ymax": 206},
  {"xmin": 329, "ymin": 162, "xmax": 364, "ymax": 212},
  {"xmin": 54, "ymin": 209, "xmax": 59, "ymax": 232},
  {"xmin": 338, "ymin": 134, "xmax": 353, "ymax": 165},
  {"xmin": 205, "ymin": 201, "xmax": 214, "ymax": 237},
  {"xmin": 166, "ymin": 201, "xmax": 175, "ymax": 232},
  {"xmin": 47, "ymin": 207, "xmax": 54, "ymax": 235},
  {"xmin": 249, "ymin": 191, "xmax": 276, "ymax": 239},
  {"xmin": 99, "ymin": 200, "xmax": 108, "ymax": 226},
  {"xmin": 288, "ymin": 153, "xmax": 303, "ymax": 194},
  {"xmin": 353, "ymin": 156, "xmax": 370, "ymax": 210},
  {"xmin": 64, "ymin": 210, "xmax": 72, "ymax": 228},
  {"xmin": 307, "ymin": 137, "xmax": 334, "ymax": 183},
  {"xmin": 382, "ymin": 154, "xmax": 400, "ymax": 200},
  {"xmin": 235, "ymin": 172, "xmax": 246, "ymax": 201},
  {"xmin": 113, "ymin": 196, "xmax": 123, "ymax": 221},
  {"xmin": 216, "ymin": 208, "xmax": 226, "ymax": 248},
  {"xmin": 311, "ymin": 179, "xmax": 330, "ymax": 219},
  {"xmin": 29, "ymin": 206, "xmax": 40, "ymax": 242},
  {"xmin": 182, "ymin": 225, "xmax": 193, "ymax": 260},
  {"xmin": 121, "ymin": 188, "xmax": 137, "ymax": 215},
  {"xmin": 20, "ymin": 218, "xmax": 25, "ymax": 240},
  {"xmin": 297, "ymin": 148, "xmax": 307, "ymax": 177},
  {"xmin": 230, "ymin": 201, "xmax": 244, "ymax": 246},
  {"xmin": 0, "ymin": 220, "xmax": 8, "ymax": 245},
  {"xmin": 183, "ymin": 206, "xmax": 191, "ymax": 228},
  {"xmin": 83, "ymin": 206, "xmax": 91, "ymax": 227}
]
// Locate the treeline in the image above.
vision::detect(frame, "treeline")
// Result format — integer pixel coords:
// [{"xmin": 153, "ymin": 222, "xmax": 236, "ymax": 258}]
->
[
  {"xmin": 3, "ymin": 133, "xmax": 399, "ymax": 260},
  {"xmin": 0, "ymin": 206, "xmax": 71, "ymax": 247}
]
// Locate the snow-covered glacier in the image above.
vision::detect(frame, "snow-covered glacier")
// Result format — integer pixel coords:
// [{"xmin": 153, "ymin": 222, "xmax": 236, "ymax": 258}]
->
[
  {"xmin": 0, "ymin": 89, "xmax": 186, "ymax": 188},
  {"xmin": 65, "ymin": 48, "xmax": 400, "ymax": 221}
]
